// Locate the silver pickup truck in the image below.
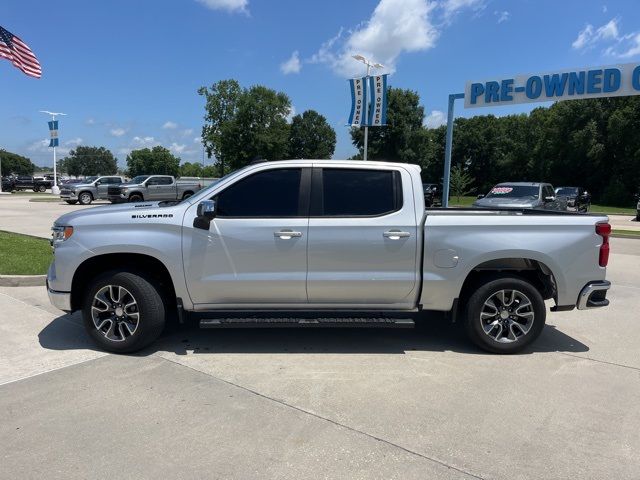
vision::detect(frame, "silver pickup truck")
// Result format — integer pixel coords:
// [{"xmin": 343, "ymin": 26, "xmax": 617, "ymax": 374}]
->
[
  {"xmin": 107, "ymin": 175, "xmax": 201, "ymax": 203},
  {"xmin": 60, "ymin": 176, "xmax": 126, "ymax": 205},
  {"xmin": 47, "ymin": 160, "xmax": 611, "ymax": 354}
]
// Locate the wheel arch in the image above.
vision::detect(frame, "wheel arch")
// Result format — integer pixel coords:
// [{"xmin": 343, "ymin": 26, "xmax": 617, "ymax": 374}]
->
[{"xmin": 70, "ymin": 253, "xmax": 176, "ymax": 312}]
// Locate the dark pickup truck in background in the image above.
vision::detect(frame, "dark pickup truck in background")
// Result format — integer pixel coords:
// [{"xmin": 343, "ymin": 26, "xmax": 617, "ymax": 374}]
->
[{"xmin": 1, "ymin": 175, "xmax": 52, "ymax": 192}]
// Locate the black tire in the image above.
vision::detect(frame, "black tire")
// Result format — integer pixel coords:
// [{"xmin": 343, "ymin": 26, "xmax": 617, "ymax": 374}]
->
[
  {"xmin": 129, "ymin": 194, "xmax": 143, "ymax": 202},
  {"xmin": 464, "ymin": 276, "xmax": 546, "ymax": 354},
  {"xmin": 182, "ymin": 191, "xmax": 194, "ymax": 200},
  {"xmin": 78, "ymin": 191, "xmax": 93, "ymax": 205},
  {"xmin": 636, "ymin": 212, "xmax": 640, "ymax": 222},
  {"xmin": 65, "ymin": 200, "xmax": 78, "ymax": 205},
  {"xmin": 82, "ymin": 271, "xmax": 166, "ymax": 353},
  {"xmin": 37, "ymin": 185, "xmax": 47, "ymax": 192}
]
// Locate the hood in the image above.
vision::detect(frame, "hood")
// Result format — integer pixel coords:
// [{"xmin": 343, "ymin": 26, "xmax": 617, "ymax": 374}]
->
[
  {"xmin": 65, "ymin": 182, "xmax": 95, "ymax": 189},
  {"xmin": 473, "ymin": 196, "xmax": 539, "ymax": 208},
  {"xmin": 119, "ymin": 181, "xmax": 144, "ymax": 187},
  {"xmin": 54, "ymin": 201, "xmax": 175, "ymax": 226}
]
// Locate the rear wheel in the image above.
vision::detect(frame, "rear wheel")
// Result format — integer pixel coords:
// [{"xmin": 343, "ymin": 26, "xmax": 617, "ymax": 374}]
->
[
  {"xmin": 182, "ymin": 191, "xmax": 194, "ymax": 200},
  {"xmin": 464, "ymin": 276, "xmax": 546, "ymax": 354},
  {"xmin": 78, "ymin": 191, "xmax": 93, "ymax": 205},
  {"xmin": 82, "ymin": 271, "xmax": 166, "ymax": 353},
  {"xmin": 37, "ymin": 185, "xmax": 47, "ymax": 192}
]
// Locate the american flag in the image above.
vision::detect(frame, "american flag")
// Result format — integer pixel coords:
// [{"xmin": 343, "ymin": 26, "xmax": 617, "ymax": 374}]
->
[{"xmin": 0, "ymin": 25, "xmax": 41, "ymax": 78}]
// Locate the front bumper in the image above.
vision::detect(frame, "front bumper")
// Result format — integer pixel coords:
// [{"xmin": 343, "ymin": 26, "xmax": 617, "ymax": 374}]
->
[
  {"xmin": 47, "ymin": 280, "xmax": 72, "ymax": 312},
  {"xmin": 59, "ymin": 190, "xmax": 78, "ymax": 200},
  {"xmin": 577, "ymin": 280, "xmax": 611, "ymax": 310},
  {"xmin": 107, "ymin": 194, "xmax": 127, "ymax": 203}
]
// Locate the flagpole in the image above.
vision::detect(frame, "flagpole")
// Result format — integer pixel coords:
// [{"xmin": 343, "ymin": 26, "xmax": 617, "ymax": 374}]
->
[{"xmin": 40, "ymin": 110, "xmax": 66, "ymax": 195}]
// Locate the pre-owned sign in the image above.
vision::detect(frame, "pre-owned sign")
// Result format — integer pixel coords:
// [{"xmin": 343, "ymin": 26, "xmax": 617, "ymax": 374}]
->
[{"xmin": 465, "ymin": 62, "xmax": 640, "ymax": 108}]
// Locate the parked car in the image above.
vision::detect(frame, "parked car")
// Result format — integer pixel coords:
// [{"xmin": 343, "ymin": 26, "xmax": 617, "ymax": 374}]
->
[
  {"xmin": 1, "ymin": 176, "xmax": 15, "ymax": 191},
  {"xmin": 47, "ymin": 160, "xmax": 611, "ymax": 355},
  {"xmin": 473, "ymin": 182, "xmax": 567, "ymax": 211},
  {"xmin": 423, "ymin": 183, "xmax": 441, "ymax": 208},
  {"xmin": 59, "ymin": 176, "xmax": 125, "ymax": 205},
  {"xmin": 555, "ymin": 186, "xmax": 591, "ymax": 213},
  {"xmin": 10, "ymin": 175, "xmax": 52, "ymax": 192},
  {"xmin": 106, "ymin": 175, "xmax": 202, "ymax": 203}
]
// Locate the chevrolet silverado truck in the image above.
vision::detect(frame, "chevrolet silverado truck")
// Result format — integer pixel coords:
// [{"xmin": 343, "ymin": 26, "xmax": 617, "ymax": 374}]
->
[
  {"xmin": 47, "ymin": 160, "xmax": 612, "ymax": 354},
  {"xmin": 60, "ymin": 175, "xmax": 126, "ymax": 205},
  {"xmin": 107, "ymin": 175, "xmax": 201, "ymax": 203}
]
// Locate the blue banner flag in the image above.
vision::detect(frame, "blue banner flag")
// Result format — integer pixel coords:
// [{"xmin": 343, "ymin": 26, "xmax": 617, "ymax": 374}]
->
[
  {"xmin": 368, "ymin": 74, "xmax": 388, "ymax": 126},
  {"xmin": 48, "ymin": 120, "xmax": 59, "ymax": 147},
  {"xmin": 347, "ymin": 77, "xmax": 367, "ymax": 126}
]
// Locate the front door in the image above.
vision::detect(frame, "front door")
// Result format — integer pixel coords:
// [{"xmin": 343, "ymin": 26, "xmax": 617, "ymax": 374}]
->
[
  {"xmin": 306, "ymin": 166, "xmax": 419, "ymax": 307},
  {"xmin": 147, "ymin": 176, "xmax": 173, "ymax": 201},
  {"xmin": 183, "ymin": 167, "xmax": 310, "ymax": 306}
]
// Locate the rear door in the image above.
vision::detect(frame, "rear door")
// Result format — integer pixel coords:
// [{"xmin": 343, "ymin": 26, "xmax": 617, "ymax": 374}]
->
[
  {"xmin": 147, "ymin": 176, "xmax": 174, "ymax": 200},
  {"xmin": 306, "ymin": 166, "xmax": 418, "ymax": 307}
]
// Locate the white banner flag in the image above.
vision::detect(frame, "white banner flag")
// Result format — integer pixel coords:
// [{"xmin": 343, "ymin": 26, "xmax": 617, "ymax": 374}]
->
[
  {"xmin": 347, "ymin": 77, "xmax": 367, "ymax": 126},
  {"xmin": 368, "ymin": 74, "xmax": 388, "ymax": 126}
]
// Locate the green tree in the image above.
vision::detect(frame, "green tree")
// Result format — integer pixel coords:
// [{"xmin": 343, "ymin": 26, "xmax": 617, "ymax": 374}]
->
[
  {"xmin": 199, "ymin": 80, "xmax": 292, "ymax": 171},
  {"xmin": 449, "ymin": 165, "xmax": 474, "ymax": 203},
  {"xmin": 60, "ymin": 146, "xmax": 117, "ymax": 177},
  {"xmin": 179, "ymin": 162, "xmax": 203, "ymax": 177},
  {"xmin": 126, "ymin": 146, "xmax": 180, "ymax": 177},
  {"xmin": 0, "ymin": 150, "xmax": 35, "ymax": 175},
  {"xmin": 286, "ymin": 110, "xmax": 336, "ymax": 159},
  {"xmin": 350, "ymin": 87, "xmax": 425, "ymax": 163},
  {"xmin": 198, "ymin": 79, "xmax": 242, "ymax": 176}
]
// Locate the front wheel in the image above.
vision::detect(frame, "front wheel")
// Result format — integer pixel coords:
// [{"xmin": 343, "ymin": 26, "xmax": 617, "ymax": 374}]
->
[
  {"xmin": 78, "ymin": 192, "xmax": 93, "ymax": 205},
  {"xmin": 82, "ymin": 271, "xmax": 166, "ymax": 353},
  {"xmin": 129, "ymin": 194, "xmax": 143, "ymax": 202},
  {"xmin": 464, "ymin": 276, "xmax": 546, "ymax": 354},
  {"xmin": 37, "ymin": 185, "xmax": 47, "ymax": 192}
]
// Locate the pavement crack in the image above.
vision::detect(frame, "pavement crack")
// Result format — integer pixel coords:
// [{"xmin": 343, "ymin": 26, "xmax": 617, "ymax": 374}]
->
[
  {"xmin": 158, "ymin": 355, "xmax": 486, "ymax": 480},
  {"xmin": 558, "ymin": 352, "xmax": 640, "ymax": 372}
]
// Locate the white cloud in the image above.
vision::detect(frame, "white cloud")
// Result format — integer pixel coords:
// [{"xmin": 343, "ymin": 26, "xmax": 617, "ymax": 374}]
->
[
  {"xmin": 195, "ymin": 0, "xmax": 248, "ymax": 14},
  {"xmin": 64, "ymin": 137, "xmax": 83, "ymax": 147},
  {"xmin": 181, "ymin": 128, "xmax": 194, "ymax": 137},
  {"xmin": 162, "ymin": 121, "xmax": 178, "ymax": 130},
  {"xmin": 286, "ymin": 106, "xmax": 296, "ymax": 123},
  {"xmin": 310, "ymin": 0, "xmax": 438, "ymax": 77},
  {"xmin": 572, "ymin": 18, "xmax": 620, "ymax": 50},
  {"xmin": 616, "ymin": 32, "xmax": 640, "ymax": 58},
  {"xmin": 110, "ymin": 127, "xmax": 126, "ymax": 137},
  {"xmin": 169, "ymin": 142, "xmax": 187, "ymax": 154},
  {"xmin": 85, "ymin": 118, "xmax": 96, "ymax": 126},
  {"xmin": 494, "ymin": 10, "xmax": 510, "ymax": 24},
  {"xmin": 132, "ymin": 136, "xmax": 158, "ymax": 148},
  {"xmin": 424, "ymin": 110, "xmax": 446, "ymax": 129},
  {"xmin": 441, "ymin": 0, "xmax": 486, "ymax": 22},
  {"xmin": 280, "ymin": 51, "xmax": 302, "ymax": 75}
]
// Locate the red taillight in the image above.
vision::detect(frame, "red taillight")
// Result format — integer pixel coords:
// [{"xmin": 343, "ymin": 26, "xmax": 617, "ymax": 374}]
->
[{"xmin": 596, "ymin": 222, "xmax": 611, "ymax": 267}]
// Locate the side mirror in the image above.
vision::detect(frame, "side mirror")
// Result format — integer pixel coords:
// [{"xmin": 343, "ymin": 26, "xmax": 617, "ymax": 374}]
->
[
  {"xmin": 477, "ymin": 194, "xmax": 485, "ymax": 199},
  {"xmin": 197, "ymin": 200, "xmax": 216, "ymax": 219},
  {"xmin": 194, "ymin": 200, "xmax": 216, "ymax": 230},
  {"xmin": 544, "ymin": 196, "xmax": 555, "ymax": 202}
]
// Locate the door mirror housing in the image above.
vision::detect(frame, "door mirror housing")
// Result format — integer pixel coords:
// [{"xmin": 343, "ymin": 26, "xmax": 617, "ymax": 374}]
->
[
  {"xmin": 197, "ymin": 200, "xmax": 216, "ymax": 219},
  {"xmin": 477, "ymin": 194, "xmax": 485, "ymax": 199},
  {"xmin": 544, "ymin": 196, "xmax": 555, "ymax": 203}
]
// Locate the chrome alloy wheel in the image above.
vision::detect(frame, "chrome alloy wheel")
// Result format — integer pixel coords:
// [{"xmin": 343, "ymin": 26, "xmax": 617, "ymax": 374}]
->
[
  {"xmin": 91, "ymin": 285, "xmax": 140, "ymax": 342},
  {"xmin": 479, "ymin": 289, "xmax": 534, "ymax": 343}
]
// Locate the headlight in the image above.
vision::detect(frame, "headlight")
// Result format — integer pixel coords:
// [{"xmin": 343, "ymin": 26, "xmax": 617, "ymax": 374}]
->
[
  {"xmin": 120, "ymin": 187, "xmax": 128, "ymax": 194},
  {"xmin": 51, "ymin": 225, "xmax": 74, "ymax": 246}
]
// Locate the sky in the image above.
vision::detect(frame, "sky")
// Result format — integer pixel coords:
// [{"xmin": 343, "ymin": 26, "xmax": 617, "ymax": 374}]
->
[{"xmin": 1, "ymin": 0, "xmax": 640, "ymax": 169}]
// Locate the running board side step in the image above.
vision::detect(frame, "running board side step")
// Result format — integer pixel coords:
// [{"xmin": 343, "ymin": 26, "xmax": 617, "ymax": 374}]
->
[{"xmin": 199, "ymin": 317, "xmax": 415, "ymax": 328}]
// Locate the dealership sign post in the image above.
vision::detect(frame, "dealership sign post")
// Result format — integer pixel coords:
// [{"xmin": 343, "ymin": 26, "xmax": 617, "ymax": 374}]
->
[{"xmin": 441, "ymin": 62, "xmax": 640, "ymax": 207}]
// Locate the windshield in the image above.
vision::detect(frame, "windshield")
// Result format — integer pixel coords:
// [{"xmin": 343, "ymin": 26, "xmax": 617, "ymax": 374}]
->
[
  {"xmin": 485, "ymin": 185, "xmax": 539, "ymax": 199},
  {"xmin": 555, "ymin": 187, "xmax": 578, "ymax": 196},
  {"xmin": 129, "ymin": 175, "xmax": 150, "ymax": 184},
  {"xmin": 84, "ymin": 176, "xmax": 98, "ymax": 183}
]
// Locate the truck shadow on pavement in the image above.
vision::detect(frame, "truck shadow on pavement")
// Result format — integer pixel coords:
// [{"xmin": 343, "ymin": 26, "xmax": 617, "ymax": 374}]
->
[{"xmin": 38, "ymin": 313, "xmax": 589, "ymax": 356}]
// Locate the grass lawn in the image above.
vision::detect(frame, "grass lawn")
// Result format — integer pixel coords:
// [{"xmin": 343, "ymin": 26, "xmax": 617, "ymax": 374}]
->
[
  {"xmin": 448, "ymin": 196, "xmax": 477, "ymax": 207},
  {"xmin": 0, "ymin": 230, "xmax": 52, "ymax": 275},
  {"xmin": 590, "ymin": 204, "xmax": 637, "ymax": 215},
  {"xmin": 29, "ymin": 197, "xmax": 65, "ymax": 203},
  {"xmin": 612, "ymin": 229, "xmax": 640, "ymax": 237}
]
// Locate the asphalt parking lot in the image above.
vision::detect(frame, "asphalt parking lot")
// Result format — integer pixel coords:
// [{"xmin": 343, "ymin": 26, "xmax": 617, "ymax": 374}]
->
[{"xmin": 1, "ymin": 194, "xmax": 639, "ymax": 479}]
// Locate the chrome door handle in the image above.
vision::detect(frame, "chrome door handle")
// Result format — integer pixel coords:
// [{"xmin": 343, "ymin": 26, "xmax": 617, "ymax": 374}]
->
[
  {"xmin": 274, "ymin": 230, "xmax": 302, "ymax": 239},
  {"xmin": 383, "ymin": 230, "xmax": 411, "ymax": 239}
]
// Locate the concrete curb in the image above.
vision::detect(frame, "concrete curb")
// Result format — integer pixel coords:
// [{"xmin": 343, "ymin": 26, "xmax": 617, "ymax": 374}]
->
[{"xmin": 0, "ymin": 275, "xmax": 46, "ymax": 287}]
